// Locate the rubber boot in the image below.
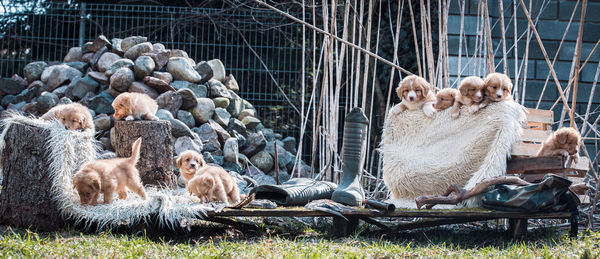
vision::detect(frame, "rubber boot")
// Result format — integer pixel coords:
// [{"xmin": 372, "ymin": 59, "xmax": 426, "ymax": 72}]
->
[{"xmin": 331, "ymin": 107, "xmax": 369, "ymax": 206}]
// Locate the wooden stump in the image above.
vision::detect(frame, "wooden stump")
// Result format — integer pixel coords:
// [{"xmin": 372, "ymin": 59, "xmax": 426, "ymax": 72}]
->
[
  {"xmin": 0, "ymin": 124, "xmax": 65, "ymax": 231},
  {"xmin": 113, "ymin": 120, "xmax": 175, "ymax": 188}
]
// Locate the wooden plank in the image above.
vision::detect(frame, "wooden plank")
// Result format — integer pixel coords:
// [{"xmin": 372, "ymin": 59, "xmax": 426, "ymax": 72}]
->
[
  {"xmin": 394, "ymin": 217, "xmax": 490, "ymax": 231},
  {"xmin": 511, "ymin": 142, "xmax": 540, "ymax": 157},
  {"xmin": 526, "ymin": 109, "xmax": 554, "ymax": 124},
  {"xmin": 507, "ymin": 156, "xmax": 564, "ymax": 172},
  {"xmin": 520, "ymin": 129, "xmax": 551, "ymax": 143},
  {"xmin": 207, "ymin": 207, "xmax": 572, "ymax": 219}
]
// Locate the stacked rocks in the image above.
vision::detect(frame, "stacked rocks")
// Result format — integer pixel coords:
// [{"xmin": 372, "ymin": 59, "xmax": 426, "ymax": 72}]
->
[{"xmin": 0, "ymin": 35, "xmax": 310, "ymax": 189}]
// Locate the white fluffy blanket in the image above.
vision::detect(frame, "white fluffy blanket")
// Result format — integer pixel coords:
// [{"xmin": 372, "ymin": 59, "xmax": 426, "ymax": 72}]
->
[
  {"xmin": 381, "ymin": 101, "xmax": 526, "ymax": 208},
  {"xmin": 0, "ymin": 114, "xmax": 222, "ymax": 230}
]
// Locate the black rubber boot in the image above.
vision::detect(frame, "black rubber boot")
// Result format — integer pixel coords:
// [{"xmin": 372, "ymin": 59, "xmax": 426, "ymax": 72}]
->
[{"xmin": 331, "ymin": 107, "xmax": 369, "ymax": 206}]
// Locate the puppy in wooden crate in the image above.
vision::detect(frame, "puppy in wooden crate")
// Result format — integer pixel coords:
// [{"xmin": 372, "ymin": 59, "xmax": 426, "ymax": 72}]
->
[
  {"xmin": 72, "ymin": 137, "xmax": 147, "ymax": 205},
  {"xmin": 537, "ymin": 127, "xmax": 581, "ymax": 162}
]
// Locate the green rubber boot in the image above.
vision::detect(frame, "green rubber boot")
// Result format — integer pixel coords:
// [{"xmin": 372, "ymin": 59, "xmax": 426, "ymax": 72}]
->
[{"xmin": 331, "ymin": 107, "xmax": 369, "ymax": 206}]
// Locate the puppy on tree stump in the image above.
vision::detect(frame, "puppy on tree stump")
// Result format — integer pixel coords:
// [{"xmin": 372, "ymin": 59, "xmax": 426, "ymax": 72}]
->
[{"xmin": 113, "ymin": 120, "xmax": 176, "ymax": 188}]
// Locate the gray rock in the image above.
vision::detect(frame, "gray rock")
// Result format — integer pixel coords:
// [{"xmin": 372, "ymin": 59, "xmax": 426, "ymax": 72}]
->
[
  {"xmin": 194, "ymin": 123, "xmax": 221, "ymax": 152},
  {"xmin": 87, "ymin": 71, "xmax": 109, "ymax": 85},
  {"xmin": 63, "ymin": 47, "xmax": 82, "ymax": 62},
  {"xmin": 167, "ymin": 57, "xmax": 202, "ymax": 83},
  {"xmin": 227, "ymin": 91, "xmax": 243, "ymax": 118},
  {"xmin": 89, "ymin": 46, "xmax": 108, "ymax": 70},
  {"xmin": 254, "ymin": 173, "xmax": 276, "ymax": 186},
  {"xmin": 212, "ymin": 155, "xmax": 224, "ymax": 166},
  {"xmin": 88, "ymin": 91, "xmax": 115, "ymax": 114},
  {"xmin": 58, "ymin": 97, "xmax": 72, "ymax": 104},
  {"xmin": 174, "ymin": 136, "xmax": 203, "ymax": 155},
  {"xmin": 28, "ymin": 80, "xmax": 47, "ymax": 92},
  {"xmin": 250, "ymin": 151, "xmax": 274, "ymax": 175},
  {"xmin": 81, "ymin": 52, "xmax": 93, "ymax": 64},
  {"xmin": 176, "ymin": 110, "xmax": 195, "ymax": 128},
  {"xmin": 153, "ymin": 43, "xmax": 165, "ymax": 51},
  {"xmin": 156, "ymin": 91, "xmax": 182, "ymax": 115},
  {"xmin": 229, "ymin": 130, "xmax": 247, "ymax": 149},
  {"xmin": 208, "ymin": 79, "xmax": 231, "ymax": 98},
  {"xmin": 72, "ymin": 76, "xmax": 100, "ymax": 100},
  {"xmin": 238, "ymin": 109, "xmax": 256, "ymax": 121},
  {"xmin": 223, "ymin": 74, "xmax": 240, "ymax": 92},
  {"xmin": 36, "ymin": 91, "xmax": 58, "ymax": 113},
  {"xmin": 190, "ymin": 98, "xmax": 215, "ymax": 124},
  {"xmin": 228, "ymin": 118, "xmax": 248, "ymax": 137},
  {"xmin": 229, "ymin": 171, "xmax": 250, "ymax": 194},
  {"xmin": 15, "ymin": 87, "xmax": 38, "ymax": 103},
  {"xmin": 176, "ymin": 88, "xmax": 198, "ymax": 110},
  {"xmin": 222, "ymin": 161, "xmax": 245, "ymax": 175},
  {"xmin": 265, "ymin": 140, "xmax": 285, "ymax": 158},
  {"xmin": 8, "ymin": 101, "xmax": 27, "ymax": 112},
  {"xmin": 129, "ymin": 81, "xmax": 159, "ymax": 99},
  {"xmin": 156, "ymin": 109, "xmax": 193, "ymax": 138},
  {"xmin": 107, "ymin": 85, "xmax": 122, "ymax": 98},
  {"xmin": 242, "ymin": 99, "xmax": 255, "ymax": 110},
  {"xmin": 194, "ymin": 61, "xmax": 212, "ymax": 83},
  {"xmin": 242, "ymin": 116, "xmax": 261, "ymax": 130},
  {"xmin": 0, "ymin": 78, "xmax": 25, "ymax": 95},
  {"xmin": 97, "ymin": 52, "xmax": 121, "ymax": 72},
  {"xmin": 87, "ymin": 35, "xmax": 111, "ymax": 52},
  {"xmin": 282, "ymin": 136, "xmax": 297, "ymax": 153},
  {"xmin": 261, "ymin": 128, "xmax": 275, "ymax": 141},
  {"xmin": 125, "ymin": 42, "xmax": 153, "ymax": 61},
  {"xmin": 212, "ymin": 97, "xmax": 230, "ymax": 109},
  {"xmin": 213, "ymin": 107, "xmax": 231, "ymax": 127},
  {"xmin": 0, "ymin": 94, "xmax": 17, "ymax": 107},
  {"xmin": 109, "ymin": 67, "xmax": 134, "ymax": 92},
  {"xmin": 142, "ymin": 49, "xmax": 170, "ymax": 70},
  {"xmin": 203, "ymin": 152, "xmax": 215, "ymax": 164},
  {"xmin": 169, "ymin": 49, "xmax": 189, "ymax": 58},
  {"xmin": 223, "ymin": 137, "xmax": 239, "ymax": 163},
  {"xmin": 208, "ymin": 119, "xmax": 231, "ymax": 146},
  {"xmin": 170, "ymin": 81, "xmax": 207, "ymax": 98},
  {"xmin": 196, "ymin": 59, "xmax": 227, "ymax": 82},
  {"xmin": 120, "ymin": 36, "xmax": 147, "ymax": 52},
  {"xmin": 240, "ymin": 132, "xmax": 267, "ymax": 157},
  {"xmin": 134, "ymin": 56, "xmax": 155, "ymax": 79},
  {"xmin": 104, "ymin": 58, "xmax": 134, "ymax": 76},
  {"xmin": 81, "ymin": 42, "xmax": 93, "ymax": 54},
  {"xmin": 52, "ymin": 85, "xmax": 69, "ymax": 98},
  {"xmin": 93, "ymin": 113, "xmax": 111, "ymax": 131},
  {"xmin": 110, "ymin": 38, "xmax": 124, "ymax": 55},
  {"xmin": 66, "ymin": 61, "xmax": 89, "ymax": 73},
  {"xmin": 23, "ymin": 61, "xmax": 48, "ymax": 83},
  {"xmin": 143, "ymin": 76, "xmax": 175, "ymax": 93},
  {"xmin": 278, "ymin": 150, "xmax": 296, "ymax": 171},
  {"xmin": 152, "ymin": 71, "xmax": 173, "ymax": 84},
  {"xmin": 46, "ymin": 66, "xmax": 83, "ymax": 91}
]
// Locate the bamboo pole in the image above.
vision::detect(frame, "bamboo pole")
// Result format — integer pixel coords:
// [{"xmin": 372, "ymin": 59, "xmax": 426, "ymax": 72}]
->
[
  {"xmin": 442, "ymin": 0, "xmax": 449, "ymax": 88},
  {"xmin": 291, "ymin": 0, "xmax": 307, "ymax": 177},
  {"xmin": 497, "ymin": 0, "xmax": 508, "ymax": 74},
  {"xmin": 570, "ymin": 0, "xmax": 587, "ymax": 128},
  {"xmin": 361, "ymin": 0, "xmax": 375, "ymax": 111},
  {"xmin": 457, "ymin": 0, "xmax": 466, "ymax": 81},
  {"xmin": 520, "ymin": 0, "xmax": 532, "ymax": 104},
  {"xmin": 518, "ymin": 0, "xmax": 572, "ymax": 123},
  {"xmin": 385, "ymin": 0, "xmax": 405, "ymax": 118},
  {"xmin": 407, "ymin": 0, "xmax": 423, "ymax": 77},
  {"xmin": 513, "ymin": 0, "xmax": 519, "ymax": 98},
  {"xmin": 483, "ymin": 0, "xmax": 495, "ymax": 73}
]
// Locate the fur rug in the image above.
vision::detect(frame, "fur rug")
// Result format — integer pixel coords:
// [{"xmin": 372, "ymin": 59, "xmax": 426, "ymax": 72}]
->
[
  {"xmin": 0, "ymin": 114, "xmax": 223, "ymax": 230},
  {"xmin": 381, "ymin": 101, "xmax": 527, "ymax": 208}
]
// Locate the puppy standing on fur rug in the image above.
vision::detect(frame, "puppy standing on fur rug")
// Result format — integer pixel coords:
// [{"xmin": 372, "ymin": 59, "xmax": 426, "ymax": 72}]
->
[
  {"xmin": 537, "ymin": 127, "xmax": 581, "ymax": 162},
  {"xmin": 112, "ymin": 92, "xmax": 159, "ymax": 121},
  {"xmin": 176, "ymin": 150, "xmax": 205, "ymax": 185},
  {"xmin": 41, "ymin": 103, "xmax": 94, "ymax": 130},
  {"xmin": 72, "ymin": 137, "xmax": 147, "ymax": 205},
  {"xmin": 390, "ymin": 75, "xmax": 436, "ymax": 117},
  {"xmin": 187, "ymin": 165, "xmax": 241, "ymax": 205}
]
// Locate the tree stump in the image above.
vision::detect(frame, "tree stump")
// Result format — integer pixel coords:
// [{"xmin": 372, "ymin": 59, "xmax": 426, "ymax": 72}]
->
[
  {"xmin": 0, "ymin": 124, "xmax": 65, "ymax": 231},
  {"xmin": 113, "ymin": 120, "xmax": 175, "ymax": 188}
]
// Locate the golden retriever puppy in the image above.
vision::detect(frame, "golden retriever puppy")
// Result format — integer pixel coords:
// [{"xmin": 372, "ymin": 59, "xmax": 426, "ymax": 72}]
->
[
  {"xmin": 176, "ymin": 150, "xmax": 205, "ymax": 185},
  {"xmin": 451, "ymin": 76, "xmax": 486, "ymax": 118},
  {"xmin": 434, "ymin": 88, "xmax": 459, "ymax": 111},
  {"xmin": 480, "ymin": 72, "xmax": 513, "ymax": 107},
  {"xmin": 72, "ymin": 137, "xmax": 147, "ymax": 205},
  {"xmin": 537, "ymin": 127, "xmax": 581, "ymax": 161},
  {"xmin": 112, "ymin": 92, "xmax": 159, "ymax": 121},
  {"xmin": 41, "ymin": 103, "xmax": 93, "ymax": 130},
  {"xmin": 390, "ymin": 75, "xmax": 436, "ymax": 117},
  {"xmin": 187, "ymin": 165, "xmax": 240, "ymax": 205}
]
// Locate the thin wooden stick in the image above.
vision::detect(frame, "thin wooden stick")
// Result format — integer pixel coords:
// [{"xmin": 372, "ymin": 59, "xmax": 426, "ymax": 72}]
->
[
  {"xmin": 513, "ymin": 0, "xmax": 519, "ymax": 98},
  {"xmin": 570, "ymin": 0, "xmax": 587, "ymax": 128},
  {"xmin": 518, "ymin": 0, "xmax": 572, "ymax": 122},
  {"xmin": 520, "ymin": 0, "xmax": 532, "ymax": 104},
  {"xmin": 442, "ymin": 0, "xmax": 449, "ymax": 88},
  {"xmin": 407, "ymin": 0, "xmax": 423, "ymax": 77},
  {"xmin": 361, "ymin": 0, "xmax": 375, "ymax": 111},
  {"xmin": 457, "ymin": 0, "xmax": 466, "ymax": 81},
  {"xmin": 385, "ymin": 0, "xmax": 405, "ymax": 118},
  {"xmin": 581, "ymin": 61, "xmax": 600, "ymax": 134},
  {"xmin": 483, "ymin": 0, "xmax": 495, "ymax": 73},
  {"xmin": 497, "ymin": 0, "xmax": 508, "ymax": 74},
  {"xmin": 291, "ymin": 0, "xmax": 307, "ymax": 178}
]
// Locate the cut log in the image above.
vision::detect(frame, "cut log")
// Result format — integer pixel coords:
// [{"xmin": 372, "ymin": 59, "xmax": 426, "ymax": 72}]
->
[
  {"xmin": 113, "ymin": 120, "xmax": 175, "ymax": 188},
  {"xmin": 0, "ymin": 124, "xmax": 65, "ymax": 231}
]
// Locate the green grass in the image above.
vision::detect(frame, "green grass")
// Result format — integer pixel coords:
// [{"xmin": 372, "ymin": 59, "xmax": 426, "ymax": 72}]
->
[{"xmin": 0, "ymin": 225, "xmax": 599, "ymax": 258}]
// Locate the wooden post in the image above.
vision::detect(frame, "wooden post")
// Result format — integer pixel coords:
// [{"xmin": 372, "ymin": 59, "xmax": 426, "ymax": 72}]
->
[
  {"xmin": 508, "ymin": 219, "xmax": 528, "ymax": 239},
  {"xmin": 113, "ymin": 120, "xmax": 175, "ymax": 188},
  {"xmin": 332, "ymin": 216, "xmax": 359, "ymax": 237},
  {"xmin": 0, "ymin": 124, "xmax": 64, "ymax": 231}
]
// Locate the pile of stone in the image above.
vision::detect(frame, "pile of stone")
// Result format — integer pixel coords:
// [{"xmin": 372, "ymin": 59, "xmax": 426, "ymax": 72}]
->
[{"xmin": 0, "ymin": 35, "xmax": 310, "ymax": 187}]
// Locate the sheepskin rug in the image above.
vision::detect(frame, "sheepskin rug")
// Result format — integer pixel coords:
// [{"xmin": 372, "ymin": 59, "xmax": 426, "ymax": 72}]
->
[
  {"xmin": 381, "ymin": 101, "xmax": 527, "ymax": 208},
  {"xmin": 0, "ymin": 114, "xmax": 223, "ymax": 230}
]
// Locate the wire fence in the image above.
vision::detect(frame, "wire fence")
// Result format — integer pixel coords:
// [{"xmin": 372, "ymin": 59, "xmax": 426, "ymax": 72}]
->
[{"xmin": 0, "ymin": 1, "xmax": 313, "ymax": 159}]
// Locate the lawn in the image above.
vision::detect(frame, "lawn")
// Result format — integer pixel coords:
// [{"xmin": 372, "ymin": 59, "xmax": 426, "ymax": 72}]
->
[{"xmin": 0, "ymin": 223, "xmax": 599, "ymax": 258}]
